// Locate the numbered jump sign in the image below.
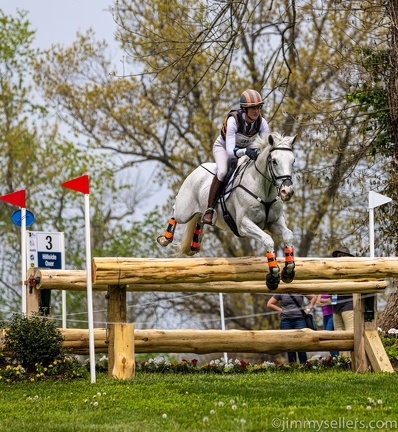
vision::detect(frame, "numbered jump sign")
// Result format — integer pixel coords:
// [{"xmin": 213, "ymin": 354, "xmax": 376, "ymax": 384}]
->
[{"xmin": 27, "ymin": 231, "xmax": 65, "ymax": 270}]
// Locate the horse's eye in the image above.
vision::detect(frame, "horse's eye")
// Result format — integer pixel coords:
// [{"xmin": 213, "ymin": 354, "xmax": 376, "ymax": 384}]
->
[{"xmin": 272, "ymin": 159, "xmax": 277, "ymax": 166}]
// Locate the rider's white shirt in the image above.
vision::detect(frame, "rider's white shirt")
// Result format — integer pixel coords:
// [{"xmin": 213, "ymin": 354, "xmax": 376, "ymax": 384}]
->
[{"xmin": 215, "ymin": 114, "xmax": 270, "ymax": 158}]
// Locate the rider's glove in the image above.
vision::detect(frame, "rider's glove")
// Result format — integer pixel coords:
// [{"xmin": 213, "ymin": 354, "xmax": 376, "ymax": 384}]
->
[
  {"xmin": 233, "ymin": 146, "xmax": 246, "ymax": 158},
  {"xmin": 245, "ymin": 148, "xmax": 259, "ymax": 161}
]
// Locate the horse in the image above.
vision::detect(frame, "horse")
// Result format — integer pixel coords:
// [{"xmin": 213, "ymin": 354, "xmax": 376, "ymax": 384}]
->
[{"xmin": 157, "ymin": 132, "xmax": 296, "ymax": 290}]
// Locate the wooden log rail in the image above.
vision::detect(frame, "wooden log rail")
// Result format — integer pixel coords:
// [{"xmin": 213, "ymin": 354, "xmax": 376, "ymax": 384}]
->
[
  {"xmin": 91, "ymin": 257, "xmax": 398, "ymax": 285},
  {"xmin": 26, "ymin": 269, "xmax": 108, "ymax": 291},
  {"xmin": 60, "ymin": 328, "xmax": 354, "ymax": 355},
  {"xmin": 28, "ymin": 272, "xmax": 387, "ymax": 295}
]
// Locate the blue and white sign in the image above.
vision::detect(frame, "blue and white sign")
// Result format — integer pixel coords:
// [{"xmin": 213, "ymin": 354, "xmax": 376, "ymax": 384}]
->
[
  {"xmin": 27, "ymin": 231, "xmax": 65, "ymax": 270},
  {"xmin": 11, "ymin": 209, "xmax": 35, "ymax": 227}
]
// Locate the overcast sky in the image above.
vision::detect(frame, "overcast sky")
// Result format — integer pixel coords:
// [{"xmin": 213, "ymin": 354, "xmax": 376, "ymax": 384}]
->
[{"xmin": 2, "ymin": 1, "xmax": 118, "ymax": 50}]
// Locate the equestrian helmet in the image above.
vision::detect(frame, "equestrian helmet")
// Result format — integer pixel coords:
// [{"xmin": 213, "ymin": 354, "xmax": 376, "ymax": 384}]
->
[{"xmin": 240, "ymin": 89, "xmax": 264, "ymax": 108}]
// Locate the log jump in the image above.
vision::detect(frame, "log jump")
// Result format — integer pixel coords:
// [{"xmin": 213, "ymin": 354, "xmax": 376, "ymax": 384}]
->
[
  {"xmin": 60, "ymin": 328, "xmax": 354, "ymax": 355},
  {"xmin": 24, "ymin": 255, "xmax": 398, "ymax": 377}
]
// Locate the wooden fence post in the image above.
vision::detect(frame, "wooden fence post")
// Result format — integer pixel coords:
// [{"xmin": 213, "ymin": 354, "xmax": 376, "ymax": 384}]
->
[
  {"xmin": 26, "ymin": 268, "xmax": 40, "ymax": 316},
  {"xmin": 106, "ymin": 285, "xmax": 127, "ymax": 377},
  {"xmin": 353, "ymin": 293, "xmax": 368, "ymax": 372},
  {"xmin": 112, "ymin": 323, "xmax": 135, "ymax": 380},
  {"xmin": 353, "ymin": 293, "xmax": 393, "ymax": 372}
]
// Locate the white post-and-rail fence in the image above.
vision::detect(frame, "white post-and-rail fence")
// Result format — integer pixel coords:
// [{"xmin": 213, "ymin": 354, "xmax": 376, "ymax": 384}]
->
[{"xmin": 18, "ymin": 256, "xmax": 398, "ymax": 378}]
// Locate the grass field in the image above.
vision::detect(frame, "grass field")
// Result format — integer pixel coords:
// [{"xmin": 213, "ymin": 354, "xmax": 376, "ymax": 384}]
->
[{"xmin": 1, "ymin": 370, "xmax": 398, "ymax": 431}]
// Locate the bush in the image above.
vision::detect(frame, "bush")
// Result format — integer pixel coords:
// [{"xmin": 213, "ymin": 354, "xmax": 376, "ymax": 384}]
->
[
  {"xmin": 380, "ymin": 329, "xmax": 398, "ymax": 364},
  {"xmin": 1, "ymin": 313, "xmax": 64, "ymax": 370}
]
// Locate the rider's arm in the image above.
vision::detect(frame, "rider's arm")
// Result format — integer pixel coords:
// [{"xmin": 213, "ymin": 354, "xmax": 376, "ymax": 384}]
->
[
  {"xmin": 225, "ymin": 117, "xmax": 242, "ymax": 157},
  {"xmin": 225, "ymin": 117, "xmax": 255, "ymax": 159}
]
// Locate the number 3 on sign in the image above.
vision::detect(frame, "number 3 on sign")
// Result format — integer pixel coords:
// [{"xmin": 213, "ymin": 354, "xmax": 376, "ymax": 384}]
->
[{"xmin": 45, "ymin": 235, "xmax": 53, "ymax": 250}]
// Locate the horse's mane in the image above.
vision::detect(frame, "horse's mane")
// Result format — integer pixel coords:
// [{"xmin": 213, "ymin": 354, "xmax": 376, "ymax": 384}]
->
[{"xmin": 254, "ymin": 132, "xmax": 292, "ymax": 151}]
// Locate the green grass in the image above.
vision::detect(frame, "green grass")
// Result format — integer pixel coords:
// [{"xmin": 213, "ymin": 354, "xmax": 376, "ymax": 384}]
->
[{"xmin": 1, "ymin": 371, "xmax": 398, "ymax": 431}]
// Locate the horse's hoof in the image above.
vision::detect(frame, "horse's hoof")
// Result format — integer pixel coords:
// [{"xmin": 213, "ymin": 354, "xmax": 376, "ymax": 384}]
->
[
  {"xmin": 266, "ymin": 273, "xmax": 280, "ymax": 291},
  {"xmin": 281, "ymin": 268, "xmax": 295, "ymax": 283},
  {"xmin": 156, "ymin": 235, "xmax": 172, "ymax": 247}
]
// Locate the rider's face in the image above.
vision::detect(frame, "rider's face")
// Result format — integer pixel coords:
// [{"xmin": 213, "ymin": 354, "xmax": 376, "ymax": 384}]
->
[{"xmin": 246, "ymin": 106, "xmax": 261, "ymax": 122}]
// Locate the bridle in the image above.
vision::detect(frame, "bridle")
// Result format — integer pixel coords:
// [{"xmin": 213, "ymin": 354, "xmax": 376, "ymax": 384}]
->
[{"xmin": 254, "ymin": 146, "xmax": 294, "ymax": 197}]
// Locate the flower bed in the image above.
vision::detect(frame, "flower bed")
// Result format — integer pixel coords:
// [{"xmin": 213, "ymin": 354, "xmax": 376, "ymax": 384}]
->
[
  {"xmin": 137, "ymin": 354, "xmax": 352, "ymax": 374},
  {"xmin": 0, "ymin": 356, "xmax": 87, "ymax": 383}
]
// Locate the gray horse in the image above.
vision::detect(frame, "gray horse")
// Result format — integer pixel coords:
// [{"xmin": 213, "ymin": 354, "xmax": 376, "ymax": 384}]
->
[{"xmin": 157, "ymin": 132, "xmax": 296, "ymax": 290}]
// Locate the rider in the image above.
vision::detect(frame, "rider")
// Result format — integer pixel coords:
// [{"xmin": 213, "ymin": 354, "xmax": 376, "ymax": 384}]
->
[{"xmin": 201, "ymin": 89, "xmax": 271, "ymax": 225}]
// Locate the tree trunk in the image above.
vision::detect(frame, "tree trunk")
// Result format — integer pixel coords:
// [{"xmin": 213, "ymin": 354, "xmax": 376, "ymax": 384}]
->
[
  {"xmin": 379, "ymin": 281, "xmax": 398, "ymax": 331},
  {"xmin": 380, "ymin": 0, "xmax": 398, "ymax": 330}
]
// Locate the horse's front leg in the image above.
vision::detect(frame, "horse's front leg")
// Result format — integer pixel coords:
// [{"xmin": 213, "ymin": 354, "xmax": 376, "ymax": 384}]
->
[
  {"xmin": 281, "ymin": 246, "xmax": 295, "ymax": 283},
  {"xmin": 265, "ymin": 250, "xmax": 281, "ymax": 291},
  {"xmin": 238, "ymin": 218, "xmax": 281, "ymax": 290},
  {"xmin": 269, "ymin": 218, "xmax": 295, "ymax": 284}
]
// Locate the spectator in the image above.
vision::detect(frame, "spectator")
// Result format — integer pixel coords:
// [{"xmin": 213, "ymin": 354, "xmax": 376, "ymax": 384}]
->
[
  {"xmin": 316, "ymin": 294, "xmax": 339, "ymax": 357},
  {"xmin": 267, "ymin": 293, "xmax": 316, "ymax": 364},
  {"xmin": 332, "ymin": 247, "xmax": 354, "ymax": 332}
]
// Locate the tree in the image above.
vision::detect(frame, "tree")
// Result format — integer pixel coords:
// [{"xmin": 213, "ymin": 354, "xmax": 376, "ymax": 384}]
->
[
  {"xmin": 0, "ymin": 8, "xmax": 154, "ymax": 323},
  {"xmin": 375, "ymin": 0, "xmax": 398, "ymax": 331}
]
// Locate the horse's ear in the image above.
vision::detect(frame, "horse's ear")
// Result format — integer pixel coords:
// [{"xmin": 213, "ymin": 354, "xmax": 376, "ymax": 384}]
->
[
  {"xmin": 292, "ymin": 135, "xmax": 297, "ymax": 146},
  {"xmin": 268, "ymin": 134, "xmax": 274, "ymax": 146}
]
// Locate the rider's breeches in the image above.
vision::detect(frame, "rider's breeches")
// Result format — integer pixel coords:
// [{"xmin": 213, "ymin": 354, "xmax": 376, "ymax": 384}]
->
[{"xmin": 213, "ymin": 142, "xmax": 230, "ymax": 181}]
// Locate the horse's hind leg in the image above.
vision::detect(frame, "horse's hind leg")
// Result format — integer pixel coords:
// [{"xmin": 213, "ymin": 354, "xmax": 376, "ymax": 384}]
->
[
  {"xmin": 190, "ymin": 222, "xmax": 204, "ymax": 253},
  {"xmin": 281, "ymin": 246, "xmax": 295, "ymax": 283},
  {"xmin": 157, "ymin": 217, "xmax": 177, "ymax": 247}
]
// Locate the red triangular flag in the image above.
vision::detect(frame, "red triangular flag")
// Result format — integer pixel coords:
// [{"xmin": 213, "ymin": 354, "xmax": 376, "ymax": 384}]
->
[
  {"xmin": 0, "ymin": 189, "xmax": 26, "ymax": 207},
  {"xmin": 62, "ymin": 174, "xmax": 90, "ymax": 194}
]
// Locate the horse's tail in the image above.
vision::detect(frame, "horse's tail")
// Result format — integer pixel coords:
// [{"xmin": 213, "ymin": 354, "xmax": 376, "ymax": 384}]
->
[{"xmin": 178, "ymin": 214, "xmax": 202, "ymax": 256}]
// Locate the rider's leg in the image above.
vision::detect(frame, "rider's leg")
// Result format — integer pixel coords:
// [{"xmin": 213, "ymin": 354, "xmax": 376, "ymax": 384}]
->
[
  {"xmin": 202, "ymin": 144, "xmax": 228, "ymax": 225},
  {"xmin": 202, "ymin": 175, "xmax": 224, "ymax": 225}
]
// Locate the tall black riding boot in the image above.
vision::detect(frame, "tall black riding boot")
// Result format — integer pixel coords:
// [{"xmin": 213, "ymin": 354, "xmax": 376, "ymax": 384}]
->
[{"xmin": 201, "ymin": 175, "xmax": 224, "ymax": 225}]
